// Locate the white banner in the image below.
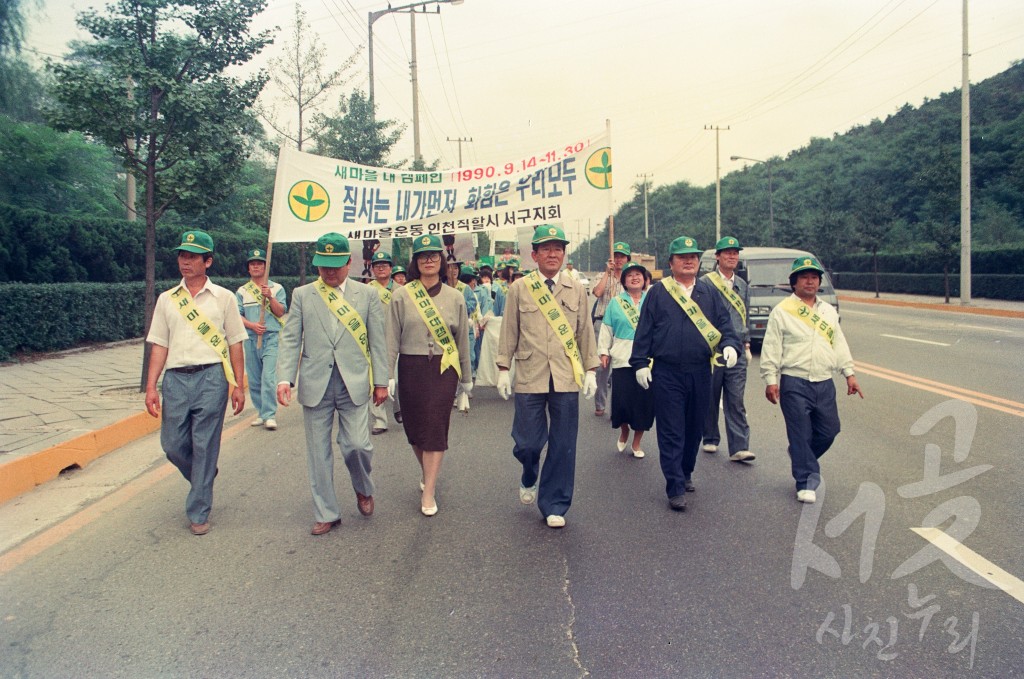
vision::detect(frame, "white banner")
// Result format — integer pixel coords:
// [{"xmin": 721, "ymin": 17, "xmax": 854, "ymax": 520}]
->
[{"xmin": 268, "ymin": 129, "xmax": 612, "ymax": 243}]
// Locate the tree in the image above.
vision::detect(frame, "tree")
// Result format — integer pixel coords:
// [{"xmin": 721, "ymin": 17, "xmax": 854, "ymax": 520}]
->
[
  {"xmin": 45, "ymin": 0, "xmax": 273, "ymax": 385},
  {"xmin": 261, "ymin": 3, "xmax": 359, "ymax": 152},
  {"xmin": 312, "ymin": 89, "xmax": 405, "ymax": 167},
  {"xmin": 260, "ymin": 3, "xmax": 360, "ymax": 285},
  {"xmin": 0, "ymin": 0, "xmax": 45, "ymax": 121}
]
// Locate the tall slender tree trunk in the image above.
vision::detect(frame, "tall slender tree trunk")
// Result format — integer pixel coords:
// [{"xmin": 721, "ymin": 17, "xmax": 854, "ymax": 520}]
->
[
  {"xmin": 139, "ymin": 93, "xmax": 160, "ymax": 391},
  {"xmin": 872, "ymin": 247, "xmax": 880, "ymax": 298}
]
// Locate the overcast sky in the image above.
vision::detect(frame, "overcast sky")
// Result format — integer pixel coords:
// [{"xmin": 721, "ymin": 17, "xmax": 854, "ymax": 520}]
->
[{"xmin": 25, "ymin": 0, "xmax": 1024, "ymax": 219}]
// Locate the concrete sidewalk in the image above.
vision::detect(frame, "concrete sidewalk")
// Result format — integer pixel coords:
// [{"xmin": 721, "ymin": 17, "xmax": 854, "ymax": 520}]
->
[
  {"xmin": 0, "ymin": 340, "xmax": 159, "ymax": 503},
  {"xmin": 1, "ymin": 288, "xmax": 1021, "ymax": 506}
]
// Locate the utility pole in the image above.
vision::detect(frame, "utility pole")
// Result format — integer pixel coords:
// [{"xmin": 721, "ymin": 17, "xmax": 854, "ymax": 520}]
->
[
  {"xmin": 705, "ymin": 125, "xmax": 729, "ymax": 242},
  {"xmin": 960, "ymin": 0, "xmax": 972, "ymax": 305},
  {"xmin": 636, "ymin": 172, "xmax": 652, "ymax": 239},
  {"xmin": 447, "ymin": 136, "xmax": 473, "ymax": 166}
]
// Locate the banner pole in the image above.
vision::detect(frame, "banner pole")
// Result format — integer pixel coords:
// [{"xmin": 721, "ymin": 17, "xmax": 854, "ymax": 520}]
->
[
  {"xmin": 255, "ymin": 242, "xmax": 273, "ymax": 350},
  {"xmin": 606, "ymin": 118, "xmax": 615, "ymax": 261}
]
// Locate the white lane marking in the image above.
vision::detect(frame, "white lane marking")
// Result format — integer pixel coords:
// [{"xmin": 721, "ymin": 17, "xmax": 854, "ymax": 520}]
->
[
  {"xmin": 880, "ymin": 334, "xmax": 951, "ymax": 346},
  {"xmin": 955, "ymin": 324, "xmax": 1013, "ymax": 333},
  {"xmin": 912, "ymin": 527, "xmax": 1024, "ymax": 605},
  {"xmin": 840, "ymin": 309, "xmax": 876, "ymax": 316}
]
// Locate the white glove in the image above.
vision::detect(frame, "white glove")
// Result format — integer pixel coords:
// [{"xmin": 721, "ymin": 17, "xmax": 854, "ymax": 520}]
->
[
  {"xmin": 457, "ymin": 390, "xmax": 470, "ymax": 412},
  {"xmin": 723, "ymin": 346, "xmax": 738, "ymax": 369},
  {"xmin": 497, "ymin": 371, "xmax": 512, "ymax": 400},
  {"xmin": 635, "ymin": 367, "xmax": 652, "ymax": 390},
  {"xmin": 387, "ymin": 378, "xmax": 396, "ymax": 401},
  {"xmin": 459, "ymin": 381, "xmax": 473, "ymax": 398},
  {"xmin": 745, "ymin": 345, "xmax": 753, "ymax": 362},
  {"xmin": 582, "ymin": 371, "xmax": 598, "ymax": 400}
]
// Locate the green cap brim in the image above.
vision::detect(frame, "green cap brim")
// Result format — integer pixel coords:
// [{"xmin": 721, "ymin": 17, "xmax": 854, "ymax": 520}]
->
[{"xmin": 312, "ymin": 253, "xmax": 351, "ymax": 267}]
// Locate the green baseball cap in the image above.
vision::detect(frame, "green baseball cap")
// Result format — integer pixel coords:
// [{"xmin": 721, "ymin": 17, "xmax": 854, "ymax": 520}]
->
[
  {"xmin": 459, "ymin": 264, "xmax": 479, "ymax": 277},
  {"xmin": 312, "ymin": 233, "xmax": 352, "ymax": 267},
  {"xmin": 246, "ymin": 247, "xmax": 267, "ymax": 262},
  {"xmin": 714, "ymin": 236, "xmax": 743, "ymax": 252},
  {"xmin": 173, "ymin": 230, "xmax": 214, "ymax": 254},
  {"xmin": 371, "ymin": 251, "xmax": 393, "ymax": 265},
  {"xmin": 790, "ymin": 256, "xmax": 825, "ymax": 276},
  {"xmin": 668, "ymin": 236, "xmax": 702, "ymax": 255},
  {"xmin": 412, "ymin": 234, "xmax": 444, "ymax": 255},
  {"xmin": 390, "ymin": 265, "xmax": 407, "ymax": 278},
  {"xmin": 613, "ymin": 241, "xmax": 631, "ymax": 256},
  {"xmin": 620, "ymin": 261, "xmax": 649, "ymax": 285},
  {"xmin": 531, "ymin": 224, "xmax": 569, "ymax": 245}
]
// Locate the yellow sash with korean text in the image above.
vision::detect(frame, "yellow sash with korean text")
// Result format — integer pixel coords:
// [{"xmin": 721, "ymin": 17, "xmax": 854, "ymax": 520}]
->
[
  {"xmin": 661, "ymin": 279, "xmax": 724, "ymax": 366},
  {"xmin": 315, "ymin": 278, "xmax": 373, "ymax": 387},
  {"xmin": 706, "ymin": 272, "xmax": 746, "ymax": 325},
  {"xmin": 525, "ymin": 272, "xmax": 584, "ymax": 387},
  {"xmin": 243, "ymin": 281, "xmax": 286, "ymax": 326},
  {"xmin": 614, "ymin": 295, "xmax": 640, "ymax": 330},
  {"xmin": 369, "ymin": 280, "xmax": 393, "ymax": 305},
  {"xmin": 781, "ymin": 297, "xmax": 836, "ymax": 346},
  {"xmin": 169, "ymin": 285, "xmax": 237, "ymax": 387},
  {"xmin": 404, "ymin": 281, "xmax": 461, "ymax": 378}
]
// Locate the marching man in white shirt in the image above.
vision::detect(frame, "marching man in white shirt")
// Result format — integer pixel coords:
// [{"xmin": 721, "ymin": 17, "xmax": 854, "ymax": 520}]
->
[{"xmin": 760, "ymin": 256, "xmax": 864, "ymax": 505}]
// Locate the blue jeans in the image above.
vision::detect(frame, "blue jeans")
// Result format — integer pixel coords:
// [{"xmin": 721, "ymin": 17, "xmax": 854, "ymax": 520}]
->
[
  {"xmin": 512, "ymin": 390, "xmax": 579, "ymax": 517},
  {"xmin": 244, "ymin": 333, "xmax": 279, "ymax": 420},
  {"xmin": 160, "ymin": 366, "xmax": 228, "ymax": 524},
  {"xmin": 703, "ymin": 357, "xmax": 751, "ymax": 452},
  {"xmin": 779, "ymin": 375, "xmax": 840, "ymax": 490},
  {"xmin": 652, "ymin": 363, "xmax": 711, "ymax": 498}
]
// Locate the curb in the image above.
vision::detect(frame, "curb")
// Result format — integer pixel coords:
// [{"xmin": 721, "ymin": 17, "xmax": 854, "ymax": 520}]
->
[
  {"xmin": 0, "ymin": 411, "xmax": 161, "ymax": 505},
  {"xmin": 838, "ymin": 295, "xmax": 1024, "ymax": 319}
]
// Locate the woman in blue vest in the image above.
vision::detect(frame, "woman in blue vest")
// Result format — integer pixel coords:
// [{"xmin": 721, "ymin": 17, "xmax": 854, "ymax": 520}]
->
[{"xmin": 597, "ymin": 262, "xmax": 654, "ymax": 458}]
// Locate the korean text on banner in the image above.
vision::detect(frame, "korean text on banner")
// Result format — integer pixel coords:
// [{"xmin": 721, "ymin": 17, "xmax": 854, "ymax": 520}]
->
[{"xmin": 267, "ymin": 131, "xmax": 612, "ymax": 243}]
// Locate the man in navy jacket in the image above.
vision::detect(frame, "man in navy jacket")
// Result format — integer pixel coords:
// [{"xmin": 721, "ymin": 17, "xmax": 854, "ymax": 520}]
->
[{"xmin": 630, "ymin": 235, "xmax": 741, "ymax": 511}]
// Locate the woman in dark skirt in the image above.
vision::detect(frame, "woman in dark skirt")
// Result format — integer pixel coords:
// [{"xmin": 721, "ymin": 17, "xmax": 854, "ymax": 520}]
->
[
  {"xmin": 386, "ymin": 234, "xmax": 472, "ymax": 516},
  {"xmin": 597, "ymin": 262, "xmax": 654, "ymax": 458}
]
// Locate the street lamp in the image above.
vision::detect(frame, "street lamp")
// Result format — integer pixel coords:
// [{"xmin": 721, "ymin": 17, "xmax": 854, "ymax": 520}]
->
[
  {"xmin": 368, "ymin": 0, "xmax": 464, "ymax": 165},
  {"xmin": 730, "ymin": 155, "xmax": 774, "ymax": 245}
]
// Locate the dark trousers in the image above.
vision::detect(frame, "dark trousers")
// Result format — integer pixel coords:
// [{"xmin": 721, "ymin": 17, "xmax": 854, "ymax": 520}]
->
[
  {"xmin": 779, "ymin": 375, "xmax": 841, "ymax": 491},
  {"xmin": 512, "ymin": 390, "xmax": 579, "ymax": 517},
  {"xmin": 703, "ymin": 357, "xmax": 751, "ymax": 452},
  {"xmin": 652, "ymin": 363, "xmax": 711, "ymax": 498}
]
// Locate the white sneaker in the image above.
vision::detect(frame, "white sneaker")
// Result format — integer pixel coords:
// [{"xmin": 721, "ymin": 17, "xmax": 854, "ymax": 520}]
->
[
  {"xmin": 797, "ymin": 489, "xmax": 817, "ymax": 504},
  {"xmin": 250, "ymin": 418, "xmax": 264, "ymax": 427},
  {"xmin": 729, "ymin": 450, "xmax": 755, "ymax": 462},
  {"xmin": 546, "ymin": 515, "xmax": 566, "ymax": 528},
  {"xmin": 631, "ymin": 448, "xmax": 645, "ymax": 459},
  {"xmin": 519, "ymin": 483, "xmax": 538, "ymax": 505},
  {"xmin": 702, "ymin": 443, "xmax": 718, "ymax": 453},
  {"xmin": 264, "ymin": 418, "xmax": 278, "ymax": 431}
]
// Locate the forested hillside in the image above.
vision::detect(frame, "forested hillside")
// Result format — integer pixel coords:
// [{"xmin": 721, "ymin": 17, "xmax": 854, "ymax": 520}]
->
[{"xmin": 596, "ymin": 59, "xmax": 1024, "ymax": 272}]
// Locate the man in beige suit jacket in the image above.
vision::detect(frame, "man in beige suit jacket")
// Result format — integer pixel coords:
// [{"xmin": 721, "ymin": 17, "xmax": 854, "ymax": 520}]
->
[{"xmin": 496, "ymin": 224, "xmax": 599, "ymax": 529}]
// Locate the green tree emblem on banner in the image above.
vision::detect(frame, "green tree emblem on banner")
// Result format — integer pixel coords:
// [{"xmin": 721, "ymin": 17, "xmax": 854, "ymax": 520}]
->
[
  {"xmin": 289, "ymin": 181, "xmax": 330, "ymax": 221},
  {"xmin": 585, "ymin": 147, "xmax": 613, "ymax": 189}
]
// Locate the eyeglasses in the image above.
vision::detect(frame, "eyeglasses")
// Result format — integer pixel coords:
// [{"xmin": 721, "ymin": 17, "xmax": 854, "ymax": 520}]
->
[{"xmin": 418, "ymin": 253, "xmax": 442, "ymax": 262}]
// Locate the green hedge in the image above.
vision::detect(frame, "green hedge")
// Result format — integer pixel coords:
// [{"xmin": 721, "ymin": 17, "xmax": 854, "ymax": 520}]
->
[
  {"xmin": 0, "ymin": 276, "xmax": 306, "ymax": 361},
  {"xmin": 0, "ymin": 203, "xmax": 314, "ymax": 283},
  {"xmin": 833, "ymin": 272, "xmax": 1024, "ymax": 300},
  {"xmin": 830, "ymin": 246, "xmax": 1024, "ymax": 275}
]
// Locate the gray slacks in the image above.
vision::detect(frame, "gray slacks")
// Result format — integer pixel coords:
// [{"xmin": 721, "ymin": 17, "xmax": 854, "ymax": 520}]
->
[{"xmin": 303, "ymin": 366, "xmax": 374, "ymax": 522}]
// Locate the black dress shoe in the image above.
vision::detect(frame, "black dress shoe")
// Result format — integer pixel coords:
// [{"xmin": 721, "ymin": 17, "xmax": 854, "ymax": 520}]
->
[
  {"xmin": 371, "ymin": 427, "xmax": 387, "ymax": 435},
  {"xmin": 684, "ymin": 479, "xmax": 695, "ymax": 492},
  {"xmin": 394, "ymin": 411, "xmax": 403, "ymax": 423},
  {"xmin": 668, "ymin": 495, "xmax": 687, "ymax": 511}
]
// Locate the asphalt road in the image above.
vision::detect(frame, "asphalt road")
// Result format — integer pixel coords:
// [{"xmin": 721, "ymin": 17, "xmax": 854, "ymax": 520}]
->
[{"xmin": 1, "ymin": 301, "xmax": 1022, "ymax": 678}]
